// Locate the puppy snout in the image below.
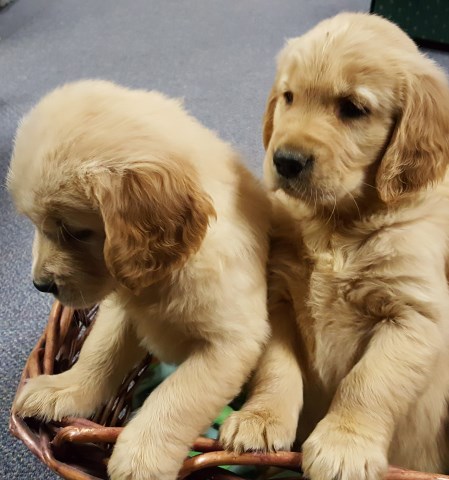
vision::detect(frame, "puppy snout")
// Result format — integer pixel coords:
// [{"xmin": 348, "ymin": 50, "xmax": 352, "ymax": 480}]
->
[
  {"xmin": 273, "ymin": 149, "xmax": 313, "ymax": 179},
  {"xmin": 33, "ymin": 279, "xmax": 58, "ymax": 295}
]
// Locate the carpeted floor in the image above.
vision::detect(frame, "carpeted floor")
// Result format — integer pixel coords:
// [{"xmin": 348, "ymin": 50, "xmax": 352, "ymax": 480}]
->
[{"xmin": 1, "ymin": 1, "xmax": 449, "ymax": 478}]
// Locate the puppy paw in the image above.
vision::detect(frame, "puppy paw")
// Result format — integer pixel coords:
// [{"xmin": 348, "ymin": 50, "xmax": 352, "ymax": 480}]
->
[
  {"xmin": 14, "ymin": 374, "xmax": 98, "ymax": 421},
  {"xmin": 220, "ymin": 409, "xmax": 296, "ymax": 453},
  {"xmin": 108, "ymin": 422, "xmax": 181, "ymax": 480},
  {"xmin": 302, "ymin": 415, "xmax": 388, "ymax": 480}
]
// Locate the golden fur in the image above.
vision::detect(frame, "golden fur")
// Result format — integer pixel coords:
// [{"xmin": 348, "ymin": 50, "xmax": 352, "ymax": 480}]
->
[
  {"xmin": 8, "ymin": 80, "xmax": 270, "ymax": 480},
  {"xmin": 220, "ymin": 13, "xmax": 449, "ymax": 480}
]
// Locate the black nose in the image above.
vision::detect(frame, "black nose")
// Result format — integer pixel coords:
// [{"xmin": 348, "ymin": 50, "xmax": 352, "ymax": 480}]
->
[
  {"xmin": 33, "ymin": 280, "xmax": 58, "ymax": 295},
  {"xmin": 273, "ymin": 149, "xmax": 313, "ymax": 179}
]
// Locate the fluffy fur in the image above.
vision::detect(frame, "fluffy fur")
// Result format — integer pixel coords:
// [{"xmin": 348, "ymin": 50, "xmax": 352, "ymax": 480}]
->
[
  {"xmin": 220, "ymin": 13, "xmax": 449, "ymax": 480},
  {"xmin": 8, "ymin": 80, "xmax": 270, "ymax": 480}
]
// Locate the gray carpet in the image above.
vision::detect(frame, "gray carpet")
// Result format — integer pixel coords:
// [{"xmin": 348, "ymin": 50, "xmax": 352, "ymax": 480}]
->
[{"xmin": 1, "ymin": 1, "xmax": 449, "ymax": 478}]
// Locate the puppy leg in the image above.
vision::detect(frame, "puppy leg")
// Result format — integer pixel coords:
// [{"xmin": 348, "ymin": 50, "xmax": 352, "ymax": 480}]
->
[
  {"xmin": 220, "ymin": 301, "xmax": 302, "ymax": 452},
  {"xmin": 302, "ymin": 310, "xmax": 442, "ymax": 480},
  {"xmin": 14, "ymin": 297, "xmax": 146, "ymax": 421},
  {"xmin": 108, "ymin": 327, "xmax": 267, "ymax": 480}
]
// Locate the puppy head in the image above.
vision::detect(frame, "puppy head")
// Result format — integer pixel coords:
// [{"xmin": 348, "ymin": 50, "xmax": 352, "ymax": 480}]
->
[
  {"xmin": 8, "ymin": 80, "xmax": 215, "ymax": 307},
  {"xmin": 263, "ymin": 13, "xmax": 449, "ymax": 210}
]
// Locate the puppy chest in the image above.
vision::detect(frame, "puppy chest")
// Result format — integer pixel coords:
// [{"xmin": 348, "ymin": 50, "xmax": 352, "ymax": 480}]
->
[
  {"xmin": 303, "ymin": 256, "xmax": 370, "ymax": 387},
  {"xmin": 131, "ymin": 312, "xmax": 202, "ymax": 365}
]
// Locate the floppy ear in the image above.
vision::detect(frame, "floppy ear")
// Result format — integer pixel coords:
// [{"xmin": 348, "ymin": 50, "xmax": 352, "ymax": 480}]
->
[
  {"xmin": 263, "ymin": 86, "xmax": 277, "ymax": 150},
  {"xmin": 91, "ymin": 162, "xmax": 215, "ymax": 292},
  {"xmin": 376, "ymin": 68, "xmax": 449, "ymax": 203}
]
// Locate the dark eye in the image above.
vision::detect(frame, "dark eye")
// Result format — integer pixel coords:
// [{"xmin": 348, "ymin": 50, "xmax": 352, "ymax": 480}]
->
[
  {"xmin": 283, "ymin": 91, "xmax": 294, "ymax": 105},
  {"xmin": 72, "ymin": 229, "xmax": 94, "ymax": 241},
  {"xmin": 60, "ymin": 222, "xmax": 93, "ymax": 242},
  {"xmin": 339, "ymin": 98, "xmax": 370, "ymax": 119}
]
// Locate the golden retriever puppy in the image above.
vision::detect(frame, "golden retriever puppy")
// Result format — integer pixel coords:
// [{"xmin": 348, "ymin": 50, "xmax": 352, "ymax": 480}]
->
[
  {"xmin": 220, "ymin": 12, "xmax": 449, "ymax": 480},
  {"xmin": 8, "ymin": 80, "xmax": 270, "ymax": 480}
]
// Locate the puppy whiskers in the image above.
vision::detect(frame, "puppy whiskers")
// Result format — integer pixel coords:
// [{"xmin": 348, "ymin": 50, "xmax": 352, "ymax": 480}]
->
[
  {"xmin": 361, "ymin": 181, "xmax": 376, "ymax": 190},
  {"xmin": 79, "ymin": 289, "xmax": 88, "ymax": 309},
  {"xmin": 324, "ymin": 191, "xmax": 337, "ymax": 226},
  {"xmin": 343, "ymin": 186, "xmax": 362, "ymax": 221}
]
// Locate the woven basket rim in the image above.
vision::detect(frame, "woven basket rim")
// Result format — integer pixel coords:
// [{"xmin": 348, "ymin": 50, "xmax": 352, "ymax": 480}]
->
[{"xmin": 9, "ymin": 302, "xmax": 449, "ymax": 480}]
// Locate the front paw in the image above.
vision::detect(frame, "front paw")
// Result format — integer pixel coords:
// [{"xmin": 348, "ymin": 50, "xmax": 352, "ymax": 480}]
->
[
  {"xmin": 14, "ymin": 374, "xmax": 98, "ymax": 421},
  {"xmin": 302, "ymin": 415, "xmax": 388, "ymax": 480},
  {"xmin": 108, "ymin": 421, "xmax": 182, "ymax": 480},
  {"xmin": 220, "ymin": 409, "xmax": 296, "ymax": 453}
]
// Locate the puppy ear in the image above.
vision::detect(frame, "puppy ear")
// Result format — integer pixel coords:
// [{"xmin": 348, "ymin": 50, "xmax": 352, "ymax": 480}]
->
[
  {"xmin": 263, "ymin": 86, "xmax": 277, "ymax": 150},
  {"xmin": 91, "ymin": 162, "xmax": 215, "ymax": 292},
  {"xmin": 376, "ymin": 68, "xmax": 449, "ymax": 203}
]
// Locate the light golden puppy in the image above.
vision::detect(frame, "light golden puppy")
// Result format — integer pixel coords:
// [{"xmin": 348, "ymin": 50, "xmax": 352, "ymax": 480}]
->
[
  {"xmin": 8, "ymin": 80, "xmax": 270, "ymax": 480},
  {"xmin": 220, "ymin": 13, "xmax": 449, "ymax": 480}
]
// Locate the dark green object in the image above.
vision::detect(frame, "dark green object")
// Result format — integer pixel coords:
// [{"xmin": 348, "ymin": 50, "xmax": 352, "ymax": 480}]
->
[{"xmin": 371, "ymin": 0, "xmax": 449, "ymax": 50}]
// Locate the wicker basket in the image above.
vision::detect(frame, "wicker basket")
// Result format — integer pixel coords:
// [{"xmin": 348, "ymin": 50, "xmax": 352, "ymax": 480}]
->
[{"xmin": 8, "ymin": 302, "xmax": 449, "ymax": 480}]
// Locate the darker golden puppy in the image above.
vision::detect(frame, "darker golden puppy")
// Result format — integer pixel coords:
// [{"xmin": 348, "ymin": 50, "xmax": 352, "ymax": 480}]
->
[{"xmin": 221, "ymin": 13, "xmax": 449, "ymax": 480}]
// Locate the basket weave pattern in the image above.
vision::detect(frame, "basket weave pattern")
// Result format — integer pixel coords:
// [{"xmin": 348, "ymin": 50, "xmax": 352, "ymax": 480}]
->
[{"xmin": 9, "ymin": 303, "xmax": 449, "ymax": 480}]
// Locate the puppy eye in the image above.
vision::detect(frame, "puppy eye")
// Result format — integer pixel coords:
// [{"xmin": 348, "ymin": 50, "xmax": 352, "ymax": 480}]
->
[
  {"xmin": 72, "ymin": 229, "xmax": 94, "ymax": 241},
  {"xmin": 339, "ymin": 98, "xmax": 370, "ymax": 119},
  {"xmin": 283, "ymin": 91, "xmax": 294, "ymax": 105},
  {"xmin": 60, "ymin": 222, "xmax": 93, "ymax": 242}
]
